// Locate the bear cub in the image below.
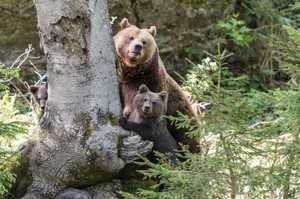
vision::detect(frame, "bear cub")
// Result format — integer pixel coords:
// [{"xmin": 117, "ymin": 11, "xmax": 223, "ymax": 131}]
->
[
  {"xmin": 30, "ymin": 83, "xmax": 48, "ymax": 111},
  {"xmin": 119, "ymin": 84, "xmax": 178, "ymax": 164}
]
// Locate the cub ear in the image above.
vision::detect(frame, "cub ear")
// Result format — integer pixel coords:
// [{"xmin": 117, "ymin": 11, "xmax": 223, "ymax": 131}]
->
[
  {"xmin": 148, "ymin": 26, "xmax": 157, "ymax": 37},
  {"xmin": 119, "ymin": 18, "xmax": 131, "ymax": 30},
  {"xmin": 30, "ymin": 86, "xmax": 39, "ymax": 94},
  {"xmin": 159, "ymin": 91, "xmax": 168, "ymax": 102},
  {"xmin": 138, "ymin": 84, "xmax": 149, "ymax": 94}
]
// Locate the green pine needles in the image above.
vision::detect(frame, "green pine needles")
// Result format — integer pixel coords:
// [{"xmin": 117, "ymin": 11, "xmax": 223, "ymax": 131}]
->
[{"xmin": 0, "ymin": 66, "xmax": 28, "ymax": 198}]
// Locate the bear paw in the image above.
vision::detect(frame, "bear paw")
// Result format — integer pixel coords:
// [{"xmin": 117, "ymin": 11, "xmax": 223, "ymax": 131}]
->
[
  {"xmin": 122, "ymin": 106, "xmax": 132, "ymax": 118},
  {"xmin": 118, "ymin": 117, "xmax": 128, "ymax": 128}
]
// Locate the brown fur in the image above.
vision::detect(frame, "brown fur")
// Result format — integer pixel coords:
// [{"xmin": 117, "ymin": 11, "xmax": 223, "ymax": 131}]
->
[
  {"xmin": 30, "ymin": 83, "xmax": 48, "ymax": 111},
  {"xmin": 119, "ymin": 84, "xmax": 178, "ymax": 164},
  {"xmin": 114, "ymin": 18, "xmax": 199, "ymax": 152}
]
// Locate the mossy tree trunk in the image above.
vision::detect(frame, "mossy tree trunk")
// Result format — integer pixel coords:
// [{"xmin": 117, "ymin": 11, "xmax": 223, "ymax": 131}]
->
[{"xmin": 17, "ymin": 0, "xmax": 152, "ymax": 198}]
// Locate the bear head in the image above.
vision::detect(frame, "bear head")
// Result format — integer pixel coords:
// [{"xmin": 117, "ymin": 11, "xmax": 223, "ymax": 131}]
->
[
  {"xmin": 30, "ymin": 83, "xmax": 48, "ymax": 110},
  {"xmin": 114, "ymin": 18, "xmax": 157, "ymax": 67},
  {"xmin": 133, "ymin": 84, "xmax": 168, "ymax": 119}
]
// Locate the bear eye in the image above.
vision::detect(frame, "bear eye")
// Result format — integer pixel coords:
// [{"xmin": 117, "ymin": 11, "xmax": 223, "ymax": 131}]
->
[{"xmin": 129, "ymin": 36, "xmax": 134, "ymax": 41}]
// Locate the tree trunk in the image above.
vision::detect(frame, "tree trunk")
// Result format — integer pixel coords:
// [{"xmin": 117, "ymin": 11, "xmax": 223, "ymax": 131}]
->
[{"xmin": 17, "ymin": 0, "xmax": 152, "ymax": 198}]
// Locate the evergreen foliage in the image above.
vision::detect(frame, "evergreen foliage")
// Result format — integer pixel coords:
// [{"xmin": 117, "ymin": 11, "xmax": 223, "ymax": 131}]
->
[{"xmin": 0, "ymin": 65, "xmax": 28, "ymax": 197}]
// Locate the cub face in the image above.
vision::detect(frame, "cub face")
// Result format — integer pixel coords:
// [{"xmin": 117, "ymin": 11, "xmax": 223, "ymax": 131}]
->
[
  {"xmin": 30, "ymin": 83, "xmax": 48, "ymax": 110},
  {"xmin": 114, "ymin": 18, "xmax": 157, "ymax": 67},
  {"xmin": 133, "ymin": 84, "xmax": 168, "ymax": 119}
]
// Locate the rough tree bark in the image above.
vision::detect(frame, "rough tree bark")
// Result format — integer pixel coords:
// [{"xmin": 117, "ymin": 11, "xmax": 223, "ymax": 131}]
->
[{"xmin": 17, "ymin": 0, "xmax": 153, "ymax": 198}]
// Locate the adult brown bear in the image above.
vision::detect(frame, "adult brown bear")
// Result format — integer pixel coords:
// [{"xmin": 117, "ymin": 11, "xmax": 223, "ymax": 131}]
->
[{"xmin": 114, "ymin": 18, "xmax": 199, "ymax": 152}]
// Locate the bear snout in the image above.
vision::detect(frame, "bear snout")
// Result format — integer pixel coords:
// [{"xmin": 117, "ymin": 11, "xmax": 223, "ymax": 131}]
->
[
  {"xmin": 142, "ymin": 104, "xmax": 151, "ymax": 114},
  {"xmin": 128, "ymin": 41, "xmax": 143, "ymax": 57},
  {"xmin": 39, "ymin": 99, "xmax": 47, "ymax": 110},
  {"xmin": 134, "ymin": 44, "xmax": 142, "ymax": 52}
]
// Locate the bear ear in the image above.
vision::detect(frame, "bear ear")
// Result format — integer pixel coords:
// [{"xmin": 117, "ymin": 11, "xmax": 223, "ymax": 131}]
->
[
  {"xmin": 148, "ymin": 26, "xmax": 157, "ymax": 37},
  {"xmin": 119, "ymin": 18, "xmax": 131, "ymax": 30},
  {"xmin": 138, "ymin": 84, "xmax": 149, "ymax": 94},
  {"xmin": 30, "ymin": 86, "xmax": 39, "ymax": 94},
  {"xmin": 159, "ymin": 91, "xmax": 168, "ymax": 102}
]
